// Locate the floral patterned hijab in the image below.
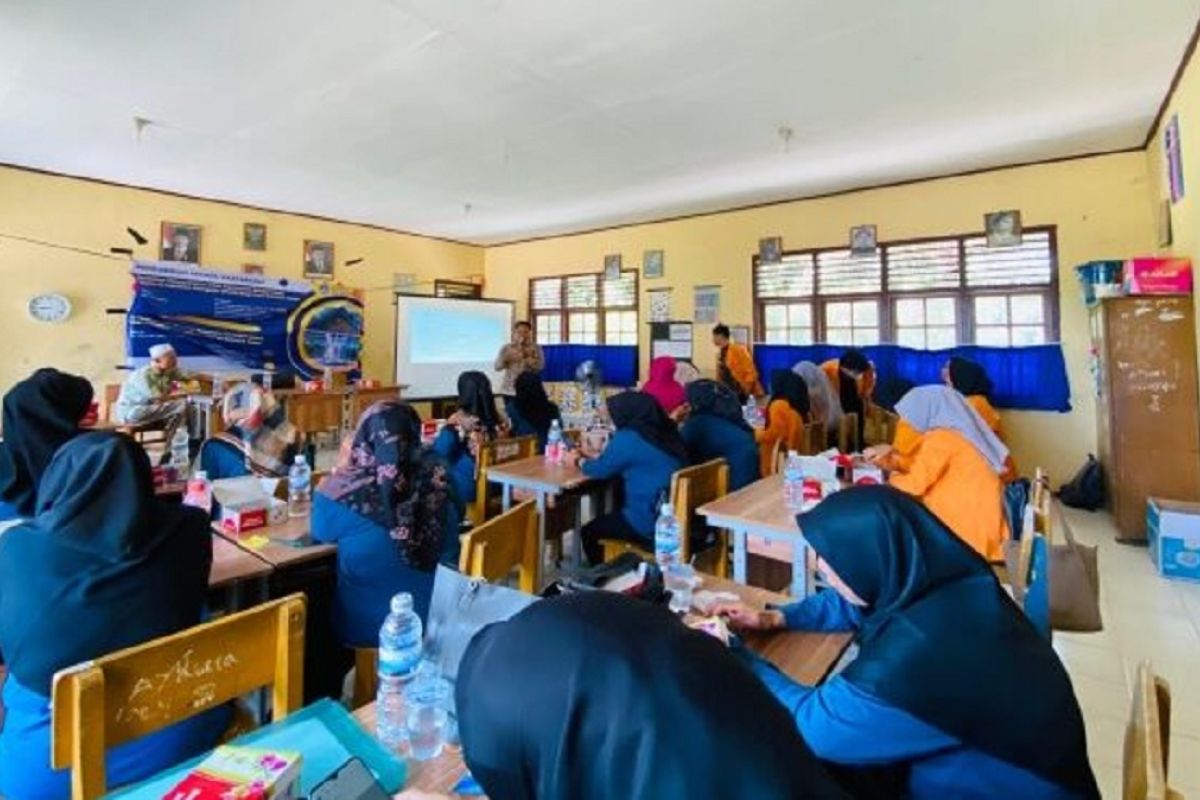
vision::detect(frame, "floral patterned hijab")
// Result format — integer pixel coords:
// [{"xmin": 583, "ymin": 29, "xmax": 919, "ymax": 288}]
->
[{"xmin": 318, "ymin": 401, "xmax": 449, "ymax": 570}]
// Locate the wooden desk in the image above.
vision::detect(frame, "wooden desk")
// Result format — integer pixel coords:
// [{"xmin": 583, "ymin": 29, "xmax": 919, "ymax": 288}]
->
[
  {"xmin": 486, "ymin": 457, "xmax": 599, "ymax": 580},
  {"xmin": 209, "ymin": 534, "xmax": 273, "ymax": 589},
  {"xmin": 278, "ymin": 390, "xmax": 344, "ymax": 434},
  {"xmin": 698, "ymin": 474, "xmax": 811, "ymax": 598},
  {"xmin": 347, "ymin": 385, "xmax": 408, "ymax": 429},
  {"xmin": 349, "ymin": 578, "xmax": 850, "ymax": 797},
  {"xmin": 214, "ymin": 516, "xmax": 336, "ymax": 568}
]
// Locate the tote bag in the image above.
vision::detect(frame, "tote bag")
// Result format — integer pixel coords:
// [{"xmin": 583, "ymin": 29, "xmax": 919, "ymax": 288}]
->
[{"xmin": 424, "ymin": 565, "xmax": 538, "ymax": 682}]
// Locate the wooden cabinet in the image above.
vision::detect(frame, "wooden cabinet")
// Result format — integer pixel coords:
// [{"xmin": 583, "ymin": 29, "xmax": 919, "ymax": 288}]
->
[{"xmin": 1093, "ymin": 296, "xmax": 1200, "ymax": 541}]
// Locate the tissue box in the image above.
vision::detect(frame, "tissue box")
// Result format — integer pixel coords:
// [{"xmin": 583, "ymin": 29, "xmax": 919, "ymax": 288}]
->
[
  {"xmin": 161, "ymin": 746, "xmax": 301, "ymax": 799},
  {"xmin": 1147, "ymin": 498, "xmax": 1200, "ymax": 582},
  {"xmin": 1125, "ymin": 257, "xmax": 1192, "ymax": 295},
  {"xmin": 221, "ymin": 500, "xmax": 267, "ymax": 534},
  {"xmin": 852, "ymin": 464, "xmax": 885, "ymax": 485}
]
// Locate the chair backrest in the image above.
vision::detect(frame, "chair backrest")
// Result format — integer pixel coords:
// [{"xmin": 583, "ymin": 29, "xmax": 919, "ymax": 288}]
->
[
  {"xmin": 103, "ymin": 384, "xmax": 122, "ymax": 422},
  {"xmin": 671, "ymin": 459, "xmax": 730, "ymax": 563},
  {"xmin": 1032, "ymin": 467, "xmax": 1053, "ymax": 543},
  {"xmin": 764, "ymin": 438, "xmax": 783, "ymax": 477},
  {"xmin": 459, "ymin": 500, "xmax": 540, "ymax": 593},
  {"xmin": 838, "ymin": 413, "xmax": 860, "ymax": 453},
  {"xmin": 1124, "ymin": 661, "xmax": 1180, "ymax": 800},
  {"xmin": 51, "ymin": 594, "xmax": 307, "ymax": 799},
  {"xmin": 468, "ymin": 435, "xmax": 537, "ymax": 526},
  {"xmin": 1012, "ymin": 532, "xmax": 1051, "ymax": 640},
  {"xmin": 800, "ymin": 421, "xmax": 827, "ymax": 455}
]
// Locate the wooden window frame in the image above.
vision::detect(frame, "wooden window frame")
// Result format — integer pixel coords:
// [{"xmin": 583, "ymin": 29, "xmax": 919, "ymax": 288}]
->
[
  {"xmin": 529, "ymin": 269, "xmax": 640, "ymax": 345},
  {"xmin": 752, "ymin": 226, "xmax": 1060, "ymax": 347}
]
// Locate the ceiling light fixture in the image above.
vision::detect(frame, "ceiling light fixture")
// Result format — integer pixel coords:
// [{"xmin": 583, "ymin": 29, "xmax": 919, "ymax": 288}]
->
[{"xmin": 778, "ymin": 126, "xmax": 795, "ymax": 153}]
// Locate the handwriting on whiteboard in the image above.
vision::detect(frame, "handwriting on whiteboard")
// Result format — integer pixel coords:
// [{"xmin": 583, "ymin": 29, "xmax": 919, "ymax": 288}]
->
[{"xmin": 115, "ymin": 648, "xmax": 240, "ymax": 724}]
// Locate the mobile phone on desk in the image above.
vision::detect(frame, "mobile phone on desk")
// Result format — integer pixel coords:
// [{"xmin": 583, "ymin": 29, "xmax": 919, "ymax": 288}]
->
[{"xmin": 310, "ymin": 757, "xmax": 390, "ymax": 800}]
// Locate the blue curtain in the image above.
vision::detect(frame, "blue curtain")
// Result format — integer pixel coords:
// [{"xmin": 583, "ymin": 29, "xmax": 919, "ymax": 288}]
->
[
  {"xmin": 541, "ymin": 345, "xmax": 639, "ymax": 387},
  {"xmin": 753, "ymin": 344, "xmax": 1071, "ymax": 412}
]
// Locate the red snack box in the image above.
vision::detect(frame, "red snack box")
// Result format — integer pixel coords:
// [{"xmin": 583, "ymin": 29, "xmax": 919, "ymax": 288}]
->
[
  {"xmin": 220, "ymin": 503, "xmax": 268, "ymax": 534},
  {"xmin": 1125, "ymin": 257, "xmax": 1193, "ymax": 295}
]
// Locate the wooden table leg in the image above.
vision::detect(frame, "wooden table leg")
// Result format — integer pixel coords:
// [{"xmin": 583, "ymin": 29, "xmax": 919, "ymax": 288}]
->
[
  {"xmin": 535, "ymin": 491, "xmax": 548, "ymax": 588},
  {"xmin": 733, "ymin": 529, "xmax": 748, "ymax": 585}
]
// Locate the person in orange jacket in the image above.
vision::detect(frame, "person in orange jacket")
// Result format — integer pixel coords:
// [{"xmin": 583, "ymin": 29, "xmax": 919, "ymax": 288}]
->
[
  {"xmin": 712, "ymin": 323, "xmax": 762, "ymax": 401},
  {"xmin": 866, "ymin": 385, "xmax": 1010, "ymax": 562}
]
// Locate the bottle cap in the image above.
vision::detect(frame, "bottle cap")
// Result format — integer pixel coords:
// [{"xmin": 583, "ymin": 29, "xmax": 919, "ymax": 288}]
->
[
  {"xmin": 391, "ymin": 592, "xmax": 413, "ymax": 614},
  {"xmin": 295, "ymin": 454, "xmax": 307, "ymax": 464},
  {"xmin": 661, "ymin": 502, "xmax": 674, "ymax": 516},
  {"xmin": 193, "ymin": 470, "xmax": 207, "ymax": 481}
]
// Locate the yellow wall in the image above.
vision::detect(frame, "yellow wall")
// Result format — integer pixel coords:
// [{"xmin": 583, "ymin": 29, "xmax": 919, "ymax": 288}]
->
[
  {"xmin": 1147, "ymin": 41, "xmax": 1200, "ymax": 364},
  {"xmin": 0, "ymin": 166, "xmax": 483, "ymax": 392},
  {"xmin": 485, "ymin": 152, "xmax": 1157, "ymax": 481}
]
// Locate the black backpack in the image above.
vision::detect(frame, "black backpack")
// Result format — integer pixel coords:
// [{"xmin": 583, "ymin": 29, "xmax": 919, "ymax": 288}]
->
[{"xmin": 1059, "ymin": 454, "xmax": 1105, "ymax": 511}]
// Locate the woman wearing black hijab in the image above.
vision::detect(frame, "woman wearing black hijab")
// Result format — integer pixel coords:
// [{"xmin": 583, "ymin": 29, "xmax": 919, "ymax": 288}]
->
[
  {"xmin": 680, "ymin": 379, "xmax": 760, "ymax": 490},
  {"xmin": 432, "ymin": 371, "xmax": 508, "ymax": 514},
  {"xmin": 755, "ymin": 369, "xmax": 810, "ymax": 473},
  {"xmin": 0, "ymin": 367, "xmax": 93, "ymax": 521},
  {"xmin": 509, "ymin": 371, "xmax": 561, "ymax": 451},
  {"xmin": 572, "ymin": 392, "xmax": 687, "ymax": 564},
  {"xmin": 453, "ymin": 592, "xmax": 849, "ymax": 800},
  {"xmin": 0, "ymin": 432, "xmax": 230, "ymax": 798},
  {"xmin": 717, "ymin": 486, "xmax": 1098, "ymax": 799}
]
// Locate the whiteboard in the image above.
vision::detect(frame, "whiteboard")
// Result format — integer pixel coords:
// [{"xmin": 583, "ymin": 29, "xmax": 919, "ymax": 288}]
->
[{"xmin": 394, "ymin": 295, "xmax": 514, "ymax": 399}]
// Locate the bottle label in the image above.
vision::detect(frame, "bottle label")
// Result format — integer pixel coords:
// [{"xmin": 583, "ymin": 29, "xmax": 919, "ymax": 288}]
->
[{"xmin": 379, "ymin": 645, "xmax": 421, "ymax": 676}]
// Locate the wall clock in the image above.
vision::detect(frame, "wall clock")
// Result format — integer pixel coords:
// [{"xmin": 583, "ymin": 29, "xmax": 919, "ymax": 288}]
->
[{"xmin": 27, "ymin": 293, "xmax": 72, "ymax": 323}]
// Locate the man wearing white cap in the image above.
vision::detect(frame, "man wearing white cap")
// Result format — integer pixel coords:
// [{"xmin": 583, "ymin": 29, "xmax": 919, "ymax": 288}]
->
[{"xmin": 114, "ymin": 343, "xmax": 188, "ymax": 427}]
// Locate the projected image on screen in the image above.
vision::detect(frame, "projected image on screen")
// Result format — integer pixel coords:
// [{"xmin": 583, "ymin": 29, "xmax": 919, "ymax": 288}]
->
[{"xmin": 409, "ymin": 304, "xmax": 509, "ymax": 364}]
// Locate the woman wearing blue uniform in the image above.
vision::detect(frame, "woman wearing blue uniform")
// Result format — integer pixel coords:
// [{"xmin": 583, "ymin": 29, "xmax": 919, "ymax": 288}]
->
[
  {"xmin": 573, "ymin": 391, "xmax": 686, "ymax": 565},
  {"xmin": 679, "ymin": 379, "xmax": 760, "ymax": 490},
  {"xmin": 0, "ymin": 433, "xmax": 229, "ymax": 799},
  {"xmin": 312, "ymin": 401, "xmax": 455, "ymax": 645},
  {"xmin": 507, "ymin": 371, "xmax": 560, "ymax": 451},
  {"xmin": 717, "ymin": 486, "xmax": 1098, "ymax": 799}
]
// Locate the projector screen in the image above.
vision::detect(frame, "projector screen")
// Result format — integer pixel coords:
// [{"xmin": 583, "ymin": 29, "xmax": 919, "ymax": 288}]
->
[{"xmin": 394, "ymin": 295, "xmax": 514, "ymax": 398}]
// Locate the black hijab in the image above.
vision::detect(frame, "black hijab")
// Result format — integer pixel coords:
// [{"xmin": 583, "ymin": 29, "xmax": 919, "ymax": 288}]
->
[
  {"xmin": 686, "ymin": 379, "xmax": 751, "ymax": 433},
  {"xmin": 947, "ymin": 356, "xmax": 994, "ymax": 398},
  {"xmin": 874, "ymin": 377, "xmax": 915, "ymax": 413},
  {"xmin": 457, "ymin": 371, "xmax": 500, "ymax": 437},
  {"xmin": 513, "ymin": 371, "xmax": 559, "ymax": 440},
  {"xmin": 799, "ymin": 486, "xmax": 1099, "ymax": 797},
  {"xmin": 834, "ymin": 350, "xmax": 868, "ymax": 419},
  {"xmin": 606, "ymin": 391, "xmax": 688, "ymax": 464},
  {"xmin": 457, "ymin": 592, "xmax": 849, "ymax": 800},
  {"xmin": 769, "ymin": 369, "xmax": 810, "ymax": 419},
  {"xmin": 0, "ymin": 433, "xmax": 212, "ymax": 695},
  {"xmin": 0, "ymin": 368, "xmax": 93, "ymax": 517}
]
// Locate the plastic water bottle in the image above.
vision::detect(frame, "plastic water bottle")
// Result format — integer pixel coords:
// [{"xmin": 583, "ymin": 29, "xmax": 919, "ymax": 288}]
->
[
  {"xmin": 783, "ymin": 450, "xmax": 804, "ymax": 510},
  {"xmin": 654, "ymin": 502, "xmax": 681, "ymax": 569},
  {"xmin": 545, "ymin": 420, "xmax": 564, "ymax": 464},
  {"xmin": 744, "ymin": 396, "xmax": 760, "ymax": 427},
  {"xmin": 287, "ymin": 455, "xmax": 312, "ymax": 517},
  {"xmin": 170, "ymin": 427, "xmax": 191, "ymax": 481},
  {"xmin": 377, "ymin": 592, "xmax": 424, "ymax": 750},
  {"xmin": 183, "ymin": 470, "xmax": 212, "ymax": 515}
]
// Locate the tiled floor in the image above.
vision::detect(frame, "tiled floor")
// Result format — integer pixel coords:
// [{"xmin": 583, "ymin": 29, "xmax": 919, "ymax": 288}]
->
[{"xmin": 1056, "ymin": 507, "xmax": 1200, "ymax": 798}]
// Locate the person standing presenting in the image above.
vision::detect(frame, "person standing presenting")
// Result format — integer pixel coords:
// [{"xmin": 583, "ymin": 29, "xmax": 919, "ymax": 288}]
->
[
  {"xmin": 493, "ymin": 321, "xmax": 545, "ymax": 395},
  {"xmin": 712, "ymin": 323, "xmax": 760, "ymax": 402}
]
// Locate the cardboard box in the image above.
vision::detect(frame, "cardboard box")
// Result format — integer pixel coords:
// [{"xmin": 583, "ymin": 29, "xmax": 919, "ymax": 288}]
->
[
  {"xmin": 1147, "ymin": 498, "xmax": 1200, "ymax": 582},
  {"xmin": 161, "ymin": 746, "xmax": 301, "ymax": 799},
  {"xmin": 213, "ymin": 476, "xmax": 280, "ymax": 534},
  {"xmin": 1125, "ymin": 257, "xmax": 1193, "ymax": 295}
]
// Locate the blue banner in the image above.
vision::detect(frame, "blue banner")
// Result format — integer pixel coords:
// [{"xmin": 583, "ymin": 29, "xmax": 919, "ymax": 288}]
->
[
  {"xmin": 753, "ymin": 343, "xmax": 1072, "ymax": 412},
  {"xmin": 126, "ymin": 261, "xmax": 364, "ymax": 379}
]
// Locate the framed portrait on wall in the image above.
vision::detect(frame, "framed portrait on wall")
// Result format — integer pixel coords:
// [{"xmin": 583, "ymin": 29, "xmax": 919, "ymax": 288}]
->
[
  {"xmin": 643, "ymin": 249, "xmax": 664, "ymax": 279},
  {"xmin": 304, "ymin": 240, "xmax": 335, "ymax": 279},
  {"xmin": 758, "ymin": 236, "xmax": 782, "ymax": 264},
  {"xmin": 244, "ymin": 222, "xmax": 267, "ymax": 251},
  {"xmin": 160, "ymin": 222, "xmax": 201, "ymax": 263},
  {"xmin": 604, "ymin": 253, "xmax": 622, "ymax": 281},
  {"xmin": 984, "ymin": 210, "xmax": 1022, "ymax": 248},
  {"xmin": 849, "ymin": 224, "xmax": 877, "ymax": 256}
]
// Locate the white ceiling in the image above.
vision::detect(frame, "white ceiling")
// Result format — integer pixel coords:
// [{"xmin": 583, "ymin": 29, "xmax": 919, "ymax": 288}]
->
[{"xmin": 0, "ymin": 0, "xmax": 1196, "ymax": 244}]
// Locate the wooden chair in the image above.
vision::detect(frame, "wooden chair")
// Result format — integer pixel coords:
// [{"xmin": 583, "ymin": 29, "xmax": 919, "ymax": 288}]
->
[
  {"xmin": 469, "ymin": 435, "xmax": 537, "ymax": 527},
  {"xmin": 102, "ymin": 383, "xmax": 170, "ymax": 448},
  {"xmin": 1032, "ymin": 467, "xmax": 1054, "ymax": 542},
  {"xmin": 50, "ymin": 594, "xmax": 306, "ymax": 800},
  {"xmin": 763, "ymin": 438, "xmax": 784, "ymax": 477},
  {"xmin": 460, "ymin": 500, "xmax": 540, "ymax": 593},
  {"xmin": 800, "ymin": 421, "xmax": 827, "ymax": 455},
  {"xmin": 1010, "ymin": 531, "xmax": 1050, "ymax": 639},
  {"xmin": 1124, "ymin": 661, "xmax": 1182, "ymax": 800},
  {"xmin": 838, "ymin": 413, "xmax": 860, "ymax": 453},
  {"xmin": 601, "ymin": 460, "xmax": 731, "ymax": 578}
]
